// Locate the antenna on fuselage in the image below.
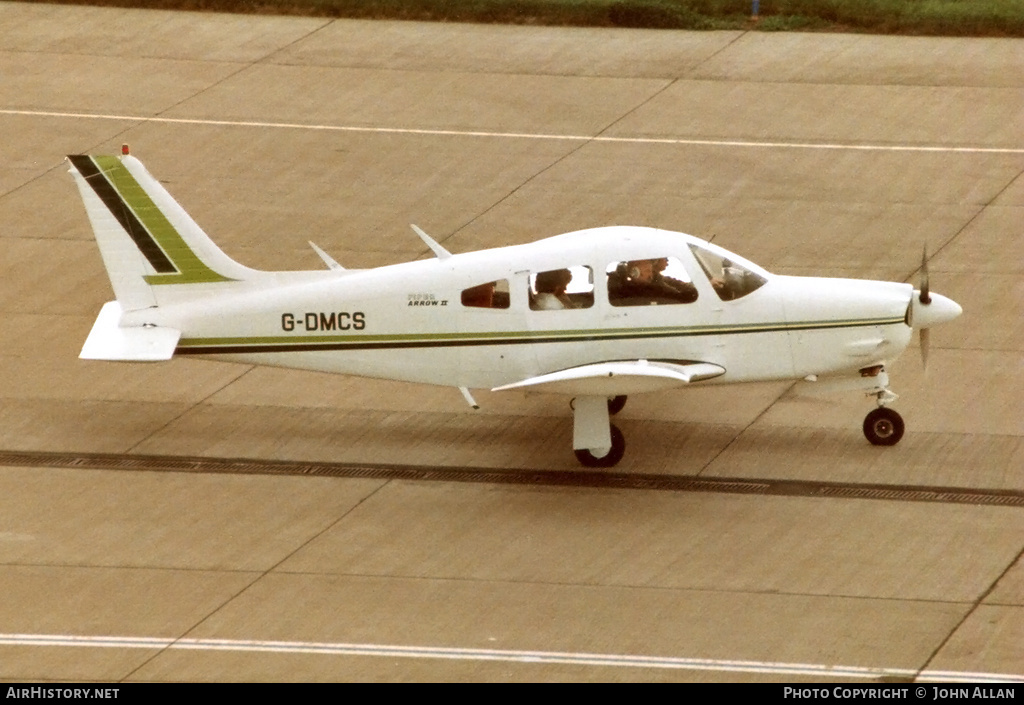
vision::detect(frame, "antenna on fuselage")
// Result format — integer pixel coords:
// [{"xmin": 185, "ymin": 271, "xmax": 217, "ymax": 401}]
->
[
  {"xmin": 410, "ymin": 224, "xmax": 452, "ymax": 260},
  {"xmin": 308, "ymin": 241, "xmax": 345, "ymax": 271}
]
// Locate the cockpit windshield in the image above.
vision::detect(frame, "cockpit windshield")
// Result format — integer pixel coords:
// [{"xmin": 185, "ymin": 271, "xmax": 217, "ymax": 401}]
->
[{"xmin": 688, "ymin": 243, "xmax": 767, "ymax": 301}]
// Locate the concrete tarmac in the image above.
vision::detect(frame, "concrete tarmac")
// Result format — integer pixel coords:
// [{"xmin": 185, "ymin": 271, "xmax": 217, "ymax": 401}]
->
[{"xmin": 0, "ymin": 2, "xmax": 1022, "ymax": 682}]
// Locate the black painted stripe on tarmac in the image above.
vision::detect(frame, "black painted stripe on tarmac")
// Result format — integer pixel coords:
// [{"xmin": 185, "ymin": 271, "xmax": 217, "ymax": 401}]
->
[{"xmin": 1, "ymin": 450, "xmax": 1021, "ymax": 508}]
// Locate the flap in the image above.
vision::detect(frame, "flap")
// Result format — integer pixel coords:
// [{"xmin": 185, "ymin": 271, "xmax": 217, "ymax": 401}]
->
[
  {"xmin": 492, "ymin": 360, "xmax": 725, "ymax": 396},
  {"xmin": 80, "ymin": 301, "xmax": 181, "ymax": 362}
]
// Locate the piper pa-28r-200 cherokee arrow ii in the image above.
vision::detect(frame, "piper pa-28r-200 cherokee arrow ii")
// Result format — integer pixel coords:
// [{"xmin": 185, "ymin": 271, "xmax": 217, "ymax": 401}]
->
[{"xmin": 68, "ymin": 149, "xmax": 962, "ymax": 468}]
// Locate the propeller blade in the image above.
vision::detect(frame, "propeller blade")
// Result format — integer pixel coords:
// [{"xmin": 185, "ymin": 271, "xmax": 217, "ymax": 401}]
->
[
  {"xmin": 920, "ymin": 327, "xmax": 930, "ymax": 371},
  {"xmin": 919, "ymin": 244, "xmax": 931, "ymax": 304}
]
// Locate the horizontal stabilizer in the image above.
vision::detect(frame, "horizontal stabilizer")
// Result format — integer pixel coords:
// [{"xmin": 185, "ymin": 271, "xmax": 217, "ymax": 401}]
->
[
  {"xmin": 492, "ymin": 360, "xmax": 725, "ymax": 396},
  {"xmin": 80, "ymin": 302, "xmax": 181, "ymax": 362}
]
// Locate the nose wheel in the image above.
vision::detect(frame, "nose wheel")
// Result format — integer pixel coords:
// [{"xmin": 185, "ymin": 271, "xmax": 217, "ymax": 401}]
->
[{"xmin": 863, "ymin": 407, "xmax": 904, "ymax": 446}]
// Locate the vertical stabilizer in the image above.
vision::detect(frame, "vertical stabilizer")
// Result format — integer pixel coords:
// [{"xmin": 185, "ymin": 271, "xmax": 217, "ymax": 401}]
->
[{"xmin": 67, "ymin": 153, "xmax": 259, "ymax": 311}]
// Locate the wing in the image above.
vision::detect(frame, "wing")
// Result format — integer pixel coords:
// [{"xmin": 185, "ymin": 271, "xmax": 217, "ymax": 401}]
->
[{"xmin": 491, "ymin": 360, "xmax": 725, "ymax": 396}]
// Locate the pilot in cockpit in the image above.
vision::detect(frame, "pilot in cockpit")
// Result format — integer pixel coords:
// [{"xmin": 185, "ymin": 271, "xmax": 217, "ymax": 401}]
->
[{"xmin": 608, "ymin": 258, "xmax": 698, "ymax": 305}]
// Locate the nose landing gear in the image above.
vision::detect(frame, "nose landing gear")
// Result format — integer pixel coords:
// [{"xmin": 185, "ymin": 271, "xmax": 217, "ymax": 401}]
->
[
  {"xmin": 857, "ymin": 366, "xmax": 906, "ymax": 446},
  {"xmin": 863, "ymin": 406, "xmax": 905, "ymax": 446},
  {"xmin": 863, "ymin": 384, "xmax": 905, "ymax": 446}
]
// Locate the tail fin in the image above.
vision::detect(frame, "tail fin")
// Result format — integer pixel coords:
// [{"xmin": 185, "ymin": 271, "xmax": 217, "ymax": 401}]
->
[{"xmin": 67, "ymin": 152, "xmax": 258, "ymax": 311}]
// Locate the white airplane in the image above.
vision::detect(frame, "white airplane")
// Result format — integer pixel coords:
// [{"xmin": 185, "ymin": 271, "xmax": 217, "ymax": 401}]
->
[{"xmin": 67, "ymin": 149, "xmax": 962, "ymax": 468}]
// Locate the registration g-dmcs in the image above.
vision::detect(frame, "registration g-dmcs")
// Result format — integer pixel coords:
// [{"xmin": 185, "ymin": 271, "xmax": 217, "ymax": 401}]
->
[{"xmin": 281, "ymin": 312, "xmax": 365, "ymax": 332}]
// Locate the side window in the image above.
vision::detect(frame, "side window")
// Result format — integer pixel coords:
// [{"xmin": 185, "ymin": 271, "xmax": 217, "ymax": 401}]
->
[
  {"xmin": 529, "ymin": 266, "xmax": 594, "ymax": 311},
  {"xmin": 688, "ymin": 244, "xmax": 766, "ymax": 301},
  {"xmin": 461, "ymin": 279, "xmax": 510, "ymax": 309},
  {"xmin": 607, "ymin": 257, "xmax": 698, "ymax": 307}
]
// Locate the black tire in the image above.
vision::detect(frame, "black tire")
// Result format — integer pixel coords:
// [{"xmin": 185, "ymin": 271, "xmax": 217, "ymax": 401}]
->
[
  {"xmin": 608, "ymin": 395, "xmax": 627, "ymax": 415},
  {"xmin": 863, "ymin": 407, "xmax": 905, "ymax": 446},
  {"xmin": 574, "ymin": 424, "xmax": 626, "ymax": 468}
]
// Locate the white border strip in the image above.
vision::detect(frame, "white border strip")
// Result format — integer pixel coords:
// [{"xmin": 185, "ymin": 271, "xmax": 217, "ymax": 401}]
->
[
  {"xmin": 3, "ymin": 109, "xmax": 1023, "ymax": 154},
  {"xmin": 1, "ymin": 633, "xmax": 1023, "ymax": 681}
]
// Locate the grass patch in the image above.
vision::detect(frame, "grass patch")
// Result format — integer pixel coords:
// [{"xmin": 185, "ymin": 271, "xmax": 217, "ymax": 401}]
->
[
  {"xmin": 756, "ymin": 0, "xmax": 1024, "ymax": 35},
  {"xmin": 16, "ymin": 0, "xmax": 1024, "ymax": 36}
]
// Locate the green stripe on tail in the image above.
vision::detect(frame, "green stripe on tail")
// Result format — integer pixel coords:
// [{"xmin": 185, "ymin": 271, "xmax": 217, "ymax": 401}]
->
[{"xmin": 93, "ymin": 155, "xmax": 234, "ymax": 285}]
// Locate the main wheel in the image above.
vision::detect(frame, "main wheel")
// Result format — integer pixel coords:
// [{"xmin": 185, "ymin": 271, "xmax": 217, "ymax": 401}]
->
[
  {"xmin": 863, "ymin": 407, "xmax": 905, "ymax": 446},
  {"xmin": 608, "ymin": 395, "xmax": 627, "ymax": 415},
  {"xmin": 574, "ymin": 424, "xmax": 626, "ymax": 468}
]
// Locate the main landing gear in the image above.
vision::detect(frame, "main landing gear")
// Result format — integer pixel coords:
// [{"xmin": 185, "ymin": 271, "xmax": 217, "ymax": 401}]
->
[{"xmin": 572, "ymin": 395, "xmax": 628, "ymax": 467}]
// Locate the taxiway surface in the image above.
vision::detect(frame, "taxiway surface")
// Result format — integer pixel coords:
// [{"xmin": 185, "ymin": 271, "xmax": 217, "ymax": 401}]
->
[{"xmin": 0, "ymin": 2, "xmax": 1022, "ymax": 681}]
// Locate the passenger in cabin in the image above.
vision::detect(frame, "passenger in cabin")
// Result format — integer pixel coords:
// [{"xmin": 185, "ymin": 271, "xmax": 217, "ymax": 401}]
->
[{"xmin": 532, "ymin": 268, "xmax": 575, "ymax": 310}]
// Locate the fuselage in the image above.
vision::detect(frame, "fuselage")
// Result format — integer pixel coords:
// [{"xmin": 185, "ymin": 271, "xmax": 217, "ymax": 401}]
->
[{"xmin": 140, "ymin": 227, "xmax": 918, "ymax": 391}]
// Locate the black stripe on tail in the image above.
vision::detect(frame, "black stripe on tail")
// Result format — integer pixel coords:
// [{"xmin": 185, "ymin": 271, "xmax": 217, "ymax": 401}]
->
[{"xmin": 68, "ymin": 155, "xmax": 177, "ymax": 274}]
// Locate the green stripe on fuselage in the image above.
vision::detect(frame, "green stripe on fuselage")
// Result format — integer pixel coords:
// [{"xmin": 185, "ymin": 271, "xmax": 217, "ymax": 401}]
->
[
  {"xmin": 176, "ymin": 316, "xmax": 905, "ymax": 353},
  {"xmin": 92, "ymin": 155, "xmax": 233, "ymax": 285}
]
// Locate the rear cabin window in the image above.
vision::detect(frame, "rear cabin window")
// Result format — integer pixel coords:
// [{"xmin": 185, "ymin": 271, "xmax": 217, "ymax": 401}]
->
[
  {"xmin": 461, "ymin": 279, "xmax": 510, "ymax": 309},
  {"xmin": 529, "ymin": 266, "xmax": 594, "ymax": 311},
  {"xmin": 607, "ymin": 256, "xmax": 698, "ymax": 306}
]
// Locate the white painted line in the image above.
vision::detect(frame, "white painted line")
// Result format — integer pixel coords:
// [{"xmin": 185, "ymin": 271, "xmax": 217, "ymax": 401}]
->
[
  {"xmin": 3, "ymin": 108, "xmax": 1023, "ymax": 155},
  {"xmin": 920, "ymin": 671, "xmax": 1024, "ymax": 684},
  {"xmin": 1, "ymin": 633, "xmax": 1023, "ymax": 681}
]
